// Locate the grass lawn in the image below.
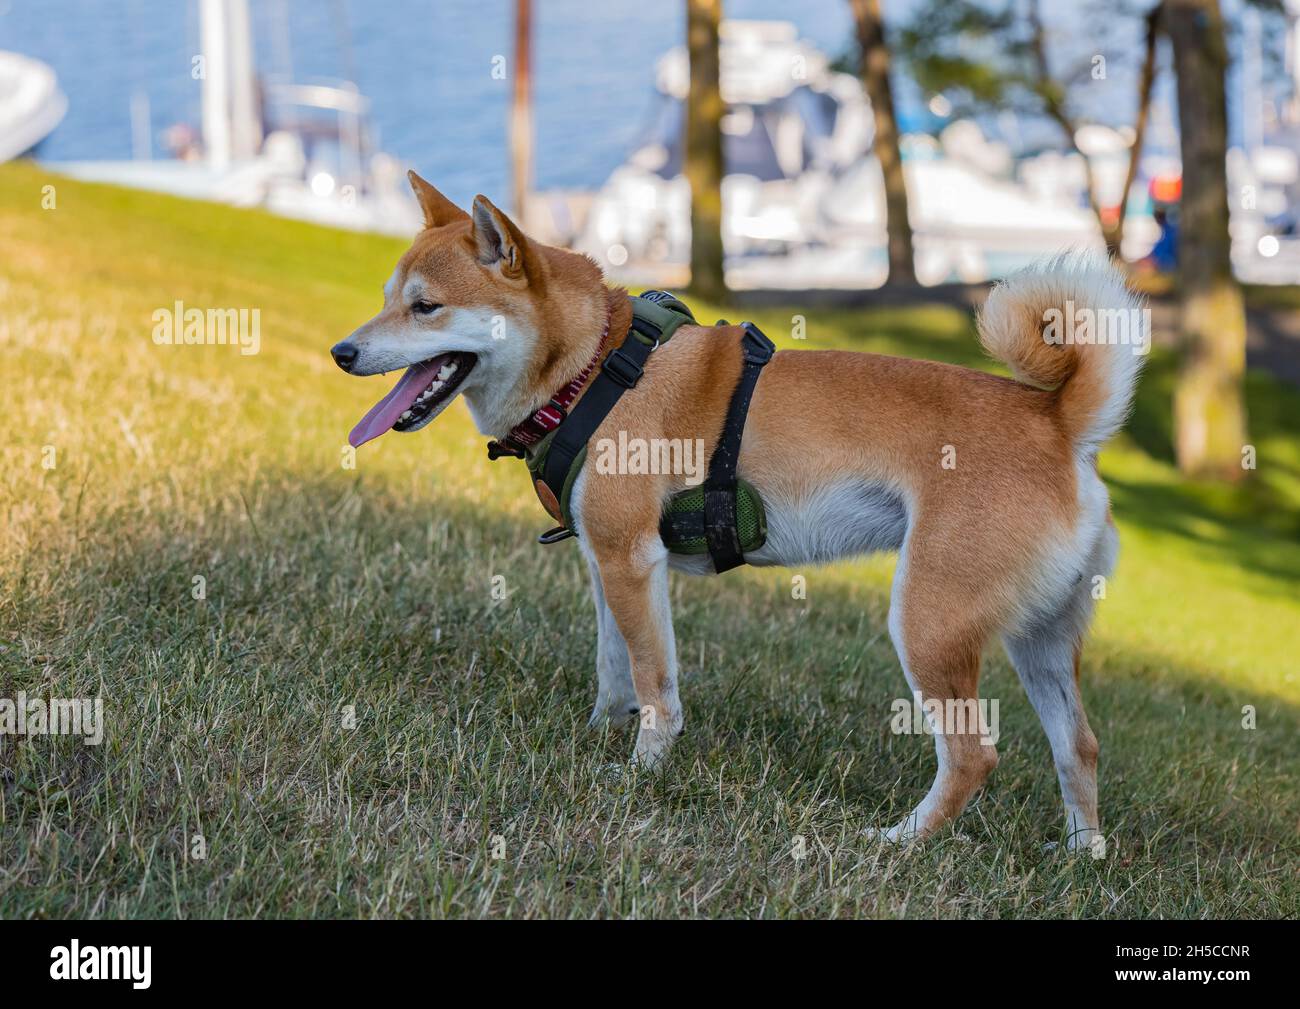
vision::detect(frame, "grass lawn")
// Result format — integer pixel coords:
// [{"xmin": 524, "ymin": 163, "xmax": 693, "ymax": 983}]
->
[{"xmin": 1, "ymin": 161, "xmax": 1297, "ymax": 919}]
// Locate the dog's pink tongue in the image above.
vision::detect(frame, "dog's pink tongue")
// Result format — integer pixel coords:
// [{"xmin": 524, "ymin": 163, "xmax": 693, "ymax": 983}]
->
[{"xmin": 348, "ymin": 357, "xmax": 445, "ymax": 448}]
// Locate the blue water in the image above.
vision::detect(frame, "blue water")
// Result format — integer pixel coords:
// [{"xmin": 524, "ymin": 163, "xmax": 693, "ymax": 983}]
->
[
  {"xmin": 5, "ymin": 0, "xmax": 1269, "ymax": 214},
  {"xmin": 1, "ymin": 0, "xmax": 868, "ymax": 209}
]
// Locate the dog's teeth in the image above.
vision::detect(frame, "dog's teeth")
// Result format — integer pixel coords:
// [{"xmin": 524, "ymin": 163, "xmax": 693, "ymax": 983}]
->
[{"xmin": 395, "ymin": 360, "xmax": 463, "ymax": 428}]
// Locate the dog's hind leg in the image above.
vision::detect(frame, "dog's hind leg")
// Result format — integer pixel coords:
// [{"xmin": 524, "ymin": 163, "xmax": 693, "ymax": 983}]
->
[
  {"xmin": 872, "ymin": 522, "xmax": 1000, "ymax": 843},
  {"xmin": 1002, "ymin": 526, "xmax": 1113, "ymax": 853},
  {"xmin": 583, "ymin": 555, "xmax": 639, "ymax": 729},
  {"xmin": 1003, "ymin": 626, "xmax": 1100, "ymax": 852}
]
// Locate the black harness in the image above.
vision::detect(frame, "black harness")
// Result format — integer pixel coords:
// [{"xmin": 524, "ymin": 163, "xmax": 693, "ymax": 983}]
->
[{"xmin": 498, "ymin": 291, "xmax": 776, "ymax": 574}]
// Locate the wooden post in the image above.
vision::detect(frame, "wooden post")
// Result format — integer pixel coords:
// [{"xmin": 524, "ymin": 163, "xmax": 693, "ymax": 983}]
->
[
  {"xmin": 685, "ymin": 0, "xmax": 727, "ymax": 302},
  {"xmin": 511, "ymin": 0, "xmax": 533, "ymax": 225}
]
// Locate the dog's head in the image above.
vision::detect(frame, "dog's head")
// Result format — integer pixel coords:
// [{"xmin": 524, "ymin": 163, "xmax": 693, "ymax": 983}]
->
[{"xmin": 334, "ymin": 172, "xmax": 589, "ymax": 448}]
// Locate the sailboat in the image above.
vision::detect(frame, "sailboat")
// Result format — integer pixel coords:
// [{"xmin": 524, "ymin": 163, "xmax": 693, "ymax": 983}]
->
[{"xmin": 55, "ymin": 0, "xmax": 420, "ymax": 236}]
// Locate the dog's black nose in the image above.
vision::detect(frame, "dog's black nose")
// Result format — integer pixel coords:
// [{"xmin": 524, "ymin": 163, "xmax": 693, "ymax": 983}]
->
[{"xmin": 331, "ymin": 341, "xmax": 359, "ymax": 372}]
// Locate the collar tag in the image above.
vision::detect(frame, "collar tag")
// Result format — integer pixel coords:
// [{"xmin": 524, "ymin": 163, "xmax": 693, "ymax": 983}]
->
[{"xmin": 486, "ymin": 439, "xmax": 526, "ymax": 460}]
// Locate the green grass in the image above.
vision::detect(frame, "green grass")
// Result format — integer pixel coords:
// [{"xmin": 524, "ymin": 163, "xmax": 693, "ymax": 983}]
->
[{"xmin": 1, "ymin": 160, "xmax": 1297, "ymax": 919}]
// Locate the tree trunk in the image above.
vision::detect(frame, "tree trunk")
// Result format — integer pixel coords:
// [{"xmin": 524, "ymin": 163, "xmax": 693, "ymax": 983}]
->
[
  {"xmin": 850, "ymin": 0, "xmax": 915, "ymax": 285},
  {"xmin": 1109, "ymin": 3, "xmax": 1161, "ymax": 257},
  {"xmin": 1166, "ymin": 0, "xmax": 1249, "ymax": 480},
  {"xmin": 685, "ymin": 0, "xmax": 727, "ymax": 302},
  {"xmin": 510, "ymin": 0, "xmax": 532, "ymax": 223}
]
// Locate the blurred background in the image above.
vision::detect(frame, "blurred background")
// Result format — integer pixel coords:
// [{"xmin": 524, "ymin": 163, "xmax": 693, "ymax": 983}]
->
[
  {"xmin": 5, "ymin": 1, "xmax": 1298, "ymax": 278},
  {"xmin": 0, "ymin": 0, "xmax": 1294, "ymax": 483},
  {"xmin": 3, "ymin": 0, "xmax": 1297, "ymax": 481}
]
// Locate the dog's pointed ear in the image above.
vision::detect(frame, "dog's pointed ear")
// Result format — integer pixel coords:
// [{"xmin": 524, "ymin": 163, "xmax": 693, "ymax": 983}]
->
[
  {"xmin": 408, "ymin": 171, "xmax": 467, "ymax": 229},
  {"xmin": 469, "ymin": 194, "xmax": 530, "ymax": 280}
]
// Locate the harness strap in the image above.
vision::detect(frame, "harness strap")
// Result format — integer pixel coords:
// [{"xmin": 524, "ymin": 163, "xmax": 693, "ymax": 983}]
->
[
  {"xmin": 701, "ymin": 322, "xmax": 775, "ymax": 573},
  {"xmin": 540, "ymin": 296, "xmax": 693, "ymax": 509}
]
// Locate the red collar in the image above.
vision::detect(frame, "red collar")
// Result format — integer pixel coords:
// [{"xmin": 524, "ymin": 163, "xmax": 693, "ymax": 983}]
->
[{"xmin": 488, "ymin": 298, "xmax": 614, "ymax": 458}]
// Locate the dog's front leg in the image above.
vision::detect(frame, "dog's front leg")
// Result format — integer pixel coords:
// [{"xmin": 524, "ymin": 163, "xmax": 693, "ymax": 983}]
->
[
  {"xmin": 583, "ymin": 555, "xmax": 639, "ymax": 728},
  {"xmin": 592, "ymin": 538, "xmax": 683, "ymax": 769}
]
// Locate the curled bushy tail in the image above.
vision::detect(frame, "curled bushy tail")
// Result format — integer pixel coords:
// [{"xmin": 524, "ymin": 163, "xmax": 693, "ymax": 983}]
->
[{"xmin": 979, "ymin": 252, "xmax": 1147, "ymax": 454}]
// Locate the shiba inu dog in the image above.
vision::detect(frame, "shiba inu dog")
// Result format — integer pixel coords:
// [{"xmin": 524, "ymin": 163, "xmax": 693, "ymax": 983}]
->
[{"xmin": 332, "ymin": 172, "xmax": 1145, "ymax": 850}]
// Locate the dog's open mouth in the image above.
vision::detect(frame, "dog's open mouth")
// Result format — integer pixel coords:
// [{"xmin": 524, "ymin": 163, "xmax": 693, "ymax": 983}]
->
[{"xmin": 348, "ymin": 352, "xmax": 476, "ymax": 448}]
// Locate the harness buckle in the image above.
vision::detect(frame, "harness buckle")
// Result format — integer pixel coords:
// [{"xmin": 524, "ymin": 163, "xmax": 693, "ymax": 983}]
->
[
  {"xmin": 486, "ymin": 438, "xmax": 526, "ymax": 460},
  {"xmin": 602, "ymin": 347, "xmax": 645, "ymax": 389},
  {"xmin": 740, "ymin": 322, "xmax": 776, "ymax": 365}
]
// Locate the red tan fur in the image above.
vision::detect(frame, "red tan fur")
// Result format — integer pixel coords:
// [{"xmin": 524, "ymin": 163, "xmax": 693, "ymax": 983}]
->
[{"xmin": 336, "ymin": 175, "xmax": 1146, "ymax": 850}]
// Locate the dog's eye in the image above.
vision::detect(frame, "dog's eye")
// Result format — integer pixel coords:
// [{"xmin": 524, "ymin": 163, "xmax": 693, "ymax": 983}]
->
[{"xmin": 411, "ymin": 300, "xmax": 442, "ymax": 316}]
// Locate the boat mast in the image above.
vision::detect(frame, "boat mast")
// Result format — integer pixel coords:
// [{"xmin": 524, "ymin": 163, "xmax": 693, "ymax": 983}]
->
[{"xmin": 199, "ymin": 0, "xmax": 261, "ymax": 170}]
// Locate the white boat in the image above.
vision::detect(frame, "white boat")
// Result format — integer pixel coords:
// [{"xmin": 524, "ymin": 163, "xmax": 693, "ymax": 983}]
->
[
  {"xmin": 576, "ymin": 21, "xmax": 876, "ymax": 278},
  {"xmin": 53, "ymin": 0, "xmax": 420, "ymax": 236},
  {"xmin": 572, "ymin": 19, "xmax": 1112, "ymax": 288},
  {"xmin": 0, "ymin": 50, "xmax": 67, "ymax": 162}
]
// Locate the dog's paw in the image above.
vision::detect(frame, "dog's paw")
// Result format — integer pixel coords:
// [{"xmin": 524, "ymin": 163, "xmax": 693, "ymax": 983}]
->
[
  {"xmin": 587, "ymin": 695, "xmax": 641, "ymax": 730},
  {"xmin": 1043, "ymin": 829, "xmax": 1105, "ymax": 859},
  {"xmin": 1067, "ymin": 829, "xmax": 1107, "ymax": 860},
  {"xmin": 862, "ymin": 814, "xmax": 922, "ymax": 846},
  {"xmin": 630, "ymin": 703, "xmax": 684, "ymax": 771}
]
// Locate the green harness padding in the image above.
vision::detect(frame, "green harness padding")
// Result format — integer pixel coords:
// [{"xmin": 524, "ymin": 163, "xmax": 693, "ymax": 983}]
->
[
  {"xmin": 659, "ymin": 478, "xmax": 768, "ymax": 556},
  {"xmin": 524, "ymin": 293, "xmax": 768, "ymax": 559}
]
